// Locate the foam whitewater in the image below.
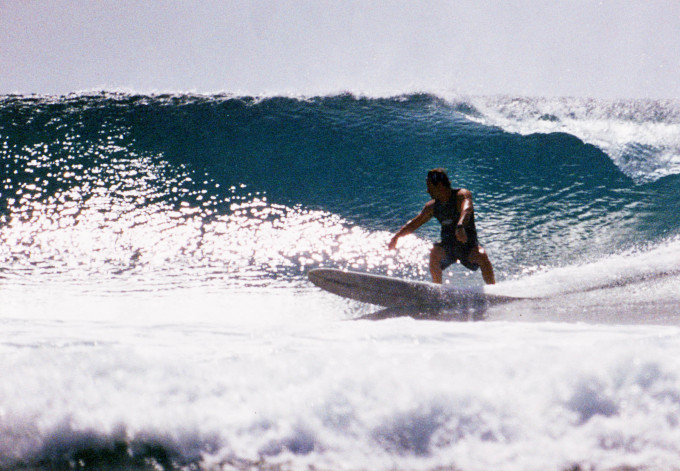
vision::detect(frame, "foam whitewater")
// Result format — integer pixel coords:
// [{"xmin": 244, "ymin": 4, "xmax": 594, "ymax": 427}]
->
[{"xmin": 1, "ymin": 92, "xmax": 680, "ymax": 471}]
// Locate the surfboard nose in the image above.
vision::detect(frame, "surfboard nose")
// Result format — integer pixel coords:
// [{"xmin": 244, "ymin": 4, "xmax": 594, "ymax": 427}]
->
[{"xmin": 308, "ymin": 268, "xmax": 331, "ymax": 287}]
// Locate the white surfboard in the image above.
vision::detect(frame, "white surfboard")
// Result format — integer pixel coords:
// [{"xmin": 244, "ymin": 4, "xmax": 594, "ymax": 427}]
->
[{"xmin": 308, "ymin": 268, "xmax": 523, "ymax": 308}]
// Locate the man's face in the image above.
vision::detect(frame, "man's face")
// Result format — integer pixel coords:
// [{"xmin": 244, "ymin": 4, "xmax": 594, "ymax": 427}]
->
[{"xmin": 426, "ymin": 179, "xmax": 437, "ymax": 198}]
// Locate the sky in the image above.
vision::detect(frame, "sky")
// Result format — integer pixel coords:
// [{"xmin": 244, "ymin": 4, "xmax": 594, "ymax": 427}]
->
[{"xmin": 1, "ymin": 0, "xmax": 679, "ymax": 98}]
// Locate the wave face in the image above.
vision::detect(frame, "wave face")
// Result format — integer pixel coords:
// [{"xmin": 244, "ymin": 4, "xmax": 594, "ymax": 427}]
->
[
  {"xmin": 2, "ymin": 92, "xmax": 680, "ymax": 471},
  {"xmin": 2, "ymin": 93, "xmax": 679, "ymax": 287}
]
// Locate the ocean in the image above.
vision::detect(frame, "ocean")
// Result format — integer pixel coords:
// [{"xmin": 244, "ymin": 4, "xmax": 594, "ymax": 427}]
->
[{"xmin": 1, "ymin": 92, "xmax": 680, "ymax": 471}]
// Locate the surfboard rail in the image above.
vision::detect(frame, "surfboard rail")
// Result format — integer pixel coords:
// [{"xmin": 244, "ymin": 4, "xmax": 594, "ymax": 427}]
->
[{"xmin": 308, "ymin": 268, "xmax": 522, "ymax": 308}]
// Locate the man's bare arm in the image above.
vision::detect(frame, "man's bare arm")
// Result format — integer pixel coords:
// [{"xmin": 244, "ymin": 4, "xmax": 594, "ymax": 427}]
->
[
  {"xmin": 388, "ymin": 201, "xmax": 435, "ymax": 250},
  {"xmin": 455, "ymin": 189, "xmax": 474, "ymax": 243}
]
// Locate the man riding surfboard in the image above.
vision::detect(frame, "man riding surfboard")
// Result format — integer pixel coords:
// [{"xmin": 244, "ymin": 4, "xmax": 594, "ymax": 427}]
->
[{"xmin": 388, "ymin": 168, "xmax": 496, "ymax": 285}]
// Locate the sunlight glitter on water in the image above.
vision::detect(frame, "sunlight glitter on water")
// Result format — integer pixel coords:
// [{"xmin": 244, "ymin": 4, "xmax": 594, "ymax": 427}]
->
[{"xmin": 1, "ymin": 177, "xmax": 431, "ymax": 292}]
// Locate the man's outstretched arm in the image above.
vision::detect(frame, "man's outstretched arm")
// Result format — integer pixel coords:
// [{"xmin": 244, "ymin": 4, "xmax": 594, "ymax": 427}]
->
[{"xmin": 388, "ymin": 201, "xmax": 435, "ymax": 250}]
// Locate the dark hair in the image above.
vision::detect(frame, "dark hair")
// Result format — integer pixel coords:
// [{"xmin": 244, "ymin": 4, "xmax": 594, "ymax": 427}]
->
[{"xmin": 427, "ymin": 168, "xmax": 451, "ymax": 188}]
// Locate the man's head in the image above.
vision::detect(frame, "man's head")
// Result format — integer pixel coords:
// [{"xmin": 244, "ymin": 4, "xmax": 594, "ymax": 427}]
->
[
  {"xmin": 426, "ymin": 168, "xmax": 451, "ymax": 188},
  {"xmin": 426, "ymin": 168, "xmax": 451, "ymax": 198}
]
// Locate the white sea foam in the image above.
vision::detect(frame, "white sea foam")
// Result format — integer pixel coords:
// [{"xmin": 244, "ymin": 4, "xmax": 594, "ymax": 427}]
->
[
  {"xmin": 465, "ymin": 96, "xmax": 680, "ymax": 182},
  {"xmin": 493, "ymin": 237, "xmax": 680, "ymax": 297},
  {"xmin": 2, "ymin": 279, "xmax": 680, "ymax": 470}
]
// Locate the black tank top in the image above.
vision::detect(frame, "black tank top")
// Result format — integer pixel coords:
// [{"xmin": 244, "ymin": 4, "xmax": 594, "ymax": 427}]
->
[{"xmin": 433, "ymin": 189, "xmax": 478, "ymax": 246}]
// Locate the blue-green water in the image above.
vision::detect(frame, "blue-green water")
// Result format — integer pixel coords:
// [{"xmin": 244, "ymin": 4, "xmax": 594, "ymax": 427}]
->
[{"xmin": 2, "ymin": 93, "xmax": 679, "ymax": 283}]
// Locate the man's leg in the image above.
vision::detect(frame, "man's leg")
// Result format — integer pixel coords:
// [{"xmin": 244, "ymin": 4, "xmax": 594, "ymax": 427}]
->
[
  {"xmin": 429, "ymin": 245, "xmax": 446, "ymax": 284},
  {"xmin": 469, "ymin": 246, "xmax": 495, "ymax": 285}
]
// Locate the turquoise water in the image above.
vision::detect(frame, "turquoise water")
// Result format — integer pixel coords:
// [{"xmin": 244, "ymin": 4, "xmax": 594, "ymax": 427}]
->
[{"xmin": 3, "ymin": 93, "xmax": 679, "ymax": 283}]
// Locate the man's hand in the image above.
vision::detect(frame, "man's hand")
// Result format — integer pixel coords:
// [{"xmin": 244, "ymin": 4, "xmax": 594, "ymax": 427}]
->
[
  {"xmin": 388, "ymin": 235, "xmax": 399, "ymax": 250},
  {"xmin": 455, "ymin": 225, "xmax": 467, "ymax": 243}
]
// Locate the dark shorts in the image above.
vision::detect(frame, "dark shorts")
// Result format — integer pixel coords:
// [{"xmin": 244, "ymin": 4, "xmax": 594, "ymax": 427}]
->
[{"xmin": 435, "ymin": 240, "xmax": 480, "ymax": 272}]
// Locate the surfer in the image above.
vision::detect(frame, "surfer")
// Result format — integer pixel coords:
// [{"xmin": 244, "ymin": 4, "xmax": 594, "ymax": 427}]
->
[{"xmin": 388, "ymin": 168, "xmax": 496, "ymax": 285}]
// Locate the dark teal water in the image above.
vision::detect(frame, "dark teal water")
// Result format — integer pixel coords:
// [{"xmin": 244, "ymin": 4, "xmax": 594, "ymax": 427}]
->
[{"xmin": 2, "ymin": 93, "xmax": 678, "ymax": 284}]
